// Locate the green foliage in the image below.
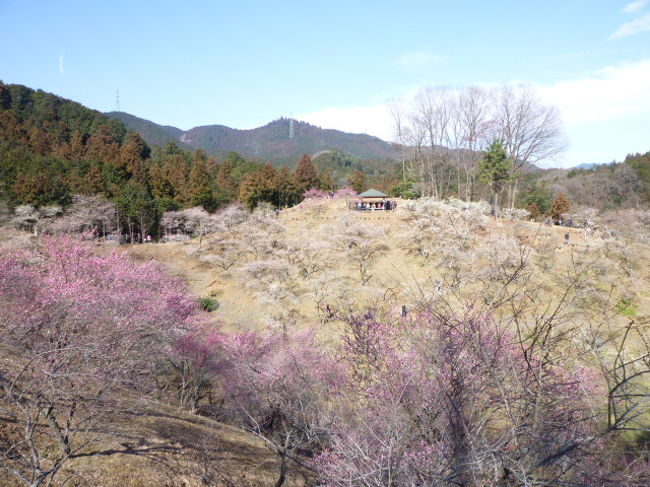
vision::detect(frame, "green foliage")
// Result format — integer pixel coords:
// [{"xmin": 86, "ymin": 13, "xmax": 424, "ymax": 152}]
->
[
  {"xmin": 477, "ymin": 139, "xmax": 511, "ymax": 210},
  {"xmin": 625, "ymin": 151, "xmax": 650, "ymax": 201},
  {"xmin": 312, "ymin": 149, "xmax": 367, "ymax": 187},
  {"xmin": 116, "ymin": 181, "xmax": 157, "ymax": 238},
  {"xmin": 107, "ymin": 111, "xmax": 188, "ymax": 150},
  {"xmin": 615, "ymin": 298, "xmax": 638, "ymax": 318},
  {"xmin": 477, "ymin": 140, "xmax": 511, "ymax": 189},
  {"xmin": 520, "ymin": 181, "xmax": 554, "ymax": 216},
  {"xmin": 198, "ymin": 297, "xmax": 220, "ymax": 312},
  {"xmin": 390, "ymin": 180, "xmax": 419, "ymax": 199},
  {"xmin": 0, "ymin": 82, "xmax": 402, "ymax": 222}
]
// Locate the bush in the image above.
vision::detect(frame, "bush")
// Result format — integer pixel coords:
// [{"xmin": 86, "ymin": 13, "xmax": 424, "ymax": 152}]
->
[{"xmin": 198, "ymin": 296, "xmax": 220, "ymax": 312}]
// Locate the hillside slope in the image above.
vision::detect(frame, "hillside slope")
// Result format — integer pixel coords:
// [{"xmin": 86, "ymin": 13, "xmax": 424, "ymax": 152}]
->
[
  {"xmin": 0, "ymin": 398, "xmax": 309, "ymax": 487},
  {"xmin": 128, "ymin": 198, "xmax": 650, "ymax": 334},
  {"xmin": 106, "ymin": 112, "xmax": 397, "ymax": 165},
  {"xmin": 106, "ymin": 111, "xmax": 191, "ymax": 150}
]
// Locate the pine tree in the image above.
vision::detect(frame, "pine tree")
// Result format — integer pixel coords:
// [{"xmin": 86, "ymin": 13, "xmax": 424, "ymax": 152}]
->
[{"xmin": 477, "ymin": 139, "xmax": 512, "ymax": 214}]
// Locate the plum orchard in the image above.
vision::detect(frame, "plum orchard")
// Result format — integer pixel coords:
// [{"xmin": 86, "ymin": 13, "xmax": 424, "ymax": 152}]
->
[
  {"xmin": 2, "ymin": 235, "xmax": 649, "ymax": 487},
  {"xmin": 0, "ymin": 237, "xmax": 199, "ymax": 487}
]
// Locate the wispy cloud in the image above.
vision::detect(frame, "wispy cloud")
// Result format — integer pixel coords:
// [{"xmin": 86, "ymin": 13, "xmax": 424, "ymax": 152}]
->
[
  {"xmin": 395, "ymin": 51, "xmax": 446, "ymax": 69},
  {"xmin": 623, "ymin": 0, "xmax": 647, "ymax": 14},
  {"xmin": 611, "ymin": 12, "xmax": 650, "ymax": 38},
  {"xmin": 59, "ymin": 51, "xmax": 65, "ymax": 75}
]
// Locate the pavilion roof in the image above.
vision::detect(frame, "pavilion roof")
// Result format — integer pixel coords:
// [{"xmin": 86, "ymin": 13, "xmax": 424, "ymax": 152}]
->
[{"xmin": 358, "ymin": 189, "xmax": 389, "ymax": 198}]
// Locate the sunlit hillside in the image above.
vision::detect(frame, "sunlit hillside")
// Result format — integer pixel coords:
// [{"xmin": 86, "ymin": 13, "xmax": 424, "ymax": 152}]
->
[{"xmin": 129, "ymin": 197, "xmax": 650, "ymax": 334}]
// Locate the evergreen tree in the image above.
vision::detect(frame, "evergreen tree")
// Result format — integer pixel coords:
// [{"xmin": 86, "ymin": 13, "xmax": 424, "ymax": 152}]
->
[
  {"xmin": 238, "ymin": 163, "xmax": 279, "ymax": 209},
  {"xmin": 120, "ymin": 132, "xmax": 151, "ymax": 186},
  {"xmin": 521, "ymin": 181, "xmax": 553, "ymax": 215},
  {"xmin": 116, "ymin": 181, "xmax": 156, "ymax": 241},
  {"xmin": 293, "ymin": 154, "xmax": 320, "ymax": 194},
  {"xmin": 188, "ymin": 150, "xmax": 218, "ymax": 211},
  {"xmin": 319, "ymin": 168, "xmax": 336, "ymax": 192},
  {"xmin": 69, "ymin": 130, "xmax": 86, "ymax": 159},
  {"xmin": 549, "ymin": 193, "xmax": 570, "ymax": 222},
  {"xmin": 0, "ymin": 82, "xmax": 11, "ymax": 109},
  {"xmin": 216, "ymin": 160, "xmax": 238, "ymax": 200},
  {"xmin": 85, "ymin": 125, "xmax": 120, "ymax": 164},
  {"xmin": 477, "ymin": 139, "xmax": 512, "ymax": 214},
  {"xmin": 276, "ymin": 166, "xmax": 299, "ymax": 207}
]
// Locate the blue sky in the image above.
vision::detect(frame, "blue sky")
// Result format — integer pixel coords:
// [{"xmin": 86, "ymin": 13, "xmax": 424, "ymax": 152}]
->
[{"xmin": 1, "ymin": 0, "xmax": 649, "ymax": 167}]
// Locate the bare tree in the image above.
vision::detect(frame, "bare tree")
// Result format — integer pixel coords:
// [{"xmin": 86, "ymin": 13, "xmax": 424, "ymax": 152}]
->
[
  {"xmin": 390, "ymin": 85, "xmax": 565, "ymax": 204},
  {"xmin": 493, "ymin": 85, "xmax": 566, "ymax": 207},
  {"xmin": 453, "ymin": 86, "xmax": 492, "ymax": 201}
]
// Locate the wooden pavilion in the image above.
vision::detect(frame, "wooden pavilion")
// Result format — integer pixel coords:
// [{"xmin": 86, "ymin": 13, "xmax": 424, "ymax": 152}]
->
[{"xmin": 353, "ymin": 189, "xmax": 394, "ymax": 211}]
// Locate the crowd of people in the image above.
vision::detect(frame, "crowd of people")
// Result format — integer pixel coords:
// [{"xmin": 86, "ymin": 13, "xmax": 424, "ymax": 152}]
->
[{"xmin": 350, "ymin": 200, "xmax": 397, "ymax": 211}]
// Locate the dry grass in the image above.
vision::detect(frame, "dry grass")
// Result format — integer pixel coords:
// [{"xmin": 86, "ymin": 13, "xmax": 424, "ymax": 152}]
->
[
  {"xmin": 0, "ymin": 401, "xmax": 311, "ymax": 487},
  {"xmin": 4, "ymin": 199, "xmax": 650, "ymax": 485},
  {"xmin": 126, "ymin": 198, "xmax": 650, "ymax": 334}
]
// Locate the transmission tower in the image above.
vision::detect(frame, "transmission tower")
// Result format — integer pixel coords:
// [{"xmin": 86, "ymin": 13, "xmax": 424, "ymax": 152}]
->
[
  {"xmin": 116, "ymin": 90, "xmax": 121, "ymax": 111},
  {"xmin": 289, "ymin": 117, "xmax": 294, "ymax": 138}
]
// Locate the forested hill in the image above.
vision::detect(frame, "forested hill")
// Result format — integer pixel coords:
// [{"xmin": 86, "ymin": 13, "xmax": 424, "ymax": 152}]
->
[
  {"xmin": 0, "ymin": 82, "xmax": 133, "ymax": 207},
  {"xmin": 106, "ymin": 112, "xmax": 397, "ymax": 166},
  {"xmin": 106, "ymin": 111, "xmax": 190, "ymax": 151},
  {"xmin": 0, "ymin": 82, "xmax": 390, "ymax": 222}
]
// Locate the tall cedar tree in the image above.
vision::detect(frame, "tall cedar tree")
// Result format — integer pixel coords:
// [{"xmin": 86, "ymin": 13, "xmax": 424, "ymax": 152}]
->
[
  {"xmin": 216, "ymin": 160, "xmax": 238, "ymax": 199},
  {"xmin": 238, "ymin": 163, "xmax": 279, "ymax": 209},
  {"xmin": 549, "ymin": 193, "xmax": 570, "ymax": 222},
  {"xmin": 276, "ymin": 166, "xmax": 300, "ymax": 207},
  {"xmin": 85, "ymin": 125, "xmax": 120, "ymax": 165},
  {"xmin": 188, "ymin": 149, "xmax": 218, "ymax": 211},
  {"xmin": 120, "ymin": 132, "xmax": 151, "ymax": 186},
  {"xmin": 293, "ymin": 154, "xmax": 320, "ymax": 194}
]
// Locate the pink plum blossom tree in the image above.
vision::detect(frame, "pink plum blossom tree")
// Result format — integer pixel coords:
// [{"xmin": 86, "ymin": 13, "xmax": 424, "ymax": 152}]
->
[{"xmin": 0, "ymin": 237, "xmax": 199, "ymax": 487}]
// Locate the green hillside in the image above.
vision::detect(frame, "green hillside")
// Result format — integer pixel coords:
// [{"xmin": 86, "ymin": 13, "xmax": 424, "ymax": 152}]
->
[
  {"xmin": 106, "ymin": 111, "xmax": 191, "ymax": 150},
  {"xmin": 106, "ymin": 113, "xmax": 397, "ymax": 166}
]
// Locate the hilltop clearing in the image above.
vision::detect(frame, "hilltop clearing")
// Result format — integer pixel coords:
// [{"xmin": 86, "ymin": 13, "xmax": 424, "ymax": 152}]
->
[{"xmin": 128, "ymin": 197, "xmax": 650, "ymax": 334}]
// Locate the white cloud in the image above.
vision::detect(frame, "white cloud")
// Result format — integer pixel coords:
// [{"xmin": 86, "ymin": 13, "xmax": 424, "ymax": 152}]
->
[
  {"xmin": 395, "ymin": 51, "xmax": 446, "ymax": 69},
  {"xmin": 623, "ymin": 0, "xmax": 647, "ymax": 14},
  {"xmin": 296, "ymin": 59, "xmax": 650, "ymax": 167},
  {"xmin": 295, "ymin": 104, "xmax": 394, "ymax": 141},
  {"xmin": 538, "ymin": 59, "xmax": 650, "ymax": 165},
  {"xmin": 539, "ymin": 59, "xmax": 650, "ymax": 125},
  {"xmin": 59, "ymin": 51, "xmax": 65, "ymax": 75},
  {"xmin": 611, "ymin": 12, "xmax": 650, "ymax": 38}
]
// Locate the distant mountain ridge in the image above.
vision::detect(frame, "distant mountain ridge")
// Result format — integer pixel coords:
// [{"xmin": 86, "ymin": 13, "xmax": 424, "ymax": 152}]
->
[{"xmin": 106, "ymin": 112, "xmax": 397, "ymax": 166}]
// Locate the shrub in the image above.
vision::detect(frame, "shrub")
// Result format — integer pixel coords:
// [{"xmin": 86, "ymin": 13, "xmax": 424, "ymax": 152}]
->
[{"xmin": 198, "ymin": 296, "xmax": 220, "ymax": 312}]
